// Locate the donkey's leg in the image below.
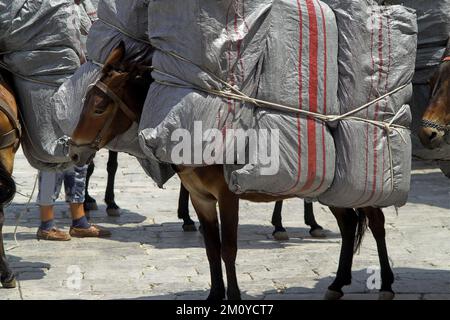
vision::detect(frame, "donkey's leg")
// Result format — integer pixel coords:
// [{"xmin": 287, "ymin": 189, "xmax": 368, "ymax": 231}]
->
[
  {"xmin": 304, "ymin": 201, "xmax": 326, "ymax": 238},
  {"xmin": 178, "ymin": 183, "xmax": 196, "ymax": 232},
  {"xmin": 83, "ymin": 161, "xmax": 98, "ymax": 213},
  {"xmin": 105, "ymin": 151, "xmax": 120, "ymax": 217},
  {"xmin": 189, "ymin": 195, "xmax": 224, "ymax": 301},
  {"xmin": 271, "ymin": 201, "xmax": 289, "ymax": 241},
  {"xmin": 218, "ymin": 191, "xmax": 241, "ymax": 300},
  {"xmin": 325, "ymin": 208, "xmax": 359, "ymax": 300},
  {"xmin": 363, "ymin": 207, "xmax": 395, "ymax": 300},
  {"xmin": 0, "ymin": 210, "xmax": 15, "ymax": 288}
]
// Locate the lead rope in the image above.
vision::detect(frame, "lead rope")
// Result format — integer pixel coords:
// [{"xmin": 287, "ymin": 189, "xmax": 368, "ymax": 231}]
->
[{"xmin": 6, "ymin": 174, "xmax": 38, "ymax": 252}]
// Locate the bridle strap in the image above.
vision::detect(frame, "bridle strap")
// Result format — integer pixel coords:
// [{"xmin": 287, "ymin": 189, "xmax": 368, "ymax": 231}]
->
[
  {"xmin": 94, "ymin": 81, "xmax": 138, "ymax": 122},
  {"xmin": 70, "ymin": 80, "xmax": 138, "ymax": 150},
  {"xmin": 422, "ymin": 119, "xmax": 450, "ymax": 134},
  {"xmin": 0, "ymin": 98, "xmax": 21, "ymax": 149}
]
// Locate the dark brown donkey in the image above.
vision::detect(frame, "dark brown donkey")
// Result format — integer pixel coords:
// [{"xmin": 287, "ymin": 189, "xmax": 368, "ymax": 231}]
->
[
  {"xmin": 0, "ymin": 73, "xmax": 21, "ymax": 289},
  {"xmin": 69, "ymin": 43, "xmax": 395, "ymax": 300},
  {"xmin": 419, "ymin": 41, "xmax": 450, "ymax": 148}
]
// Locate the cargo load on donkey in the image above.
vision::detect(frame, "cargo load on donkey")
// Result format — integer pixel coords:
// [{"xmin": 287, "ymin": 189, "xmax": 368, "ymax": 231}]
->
[
  {"xmin": 0, "ymin": 0, "xmax": 84, "ymax": 171},
  {"xmin": 138, "ymin": 0, "xmax": 417, "ymax": 208}
]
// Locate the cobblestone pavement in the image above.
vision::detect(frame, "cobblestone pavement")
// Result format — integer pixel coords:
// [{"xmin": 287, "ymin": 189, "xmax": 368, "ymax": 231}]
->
[{"xmin": 1, "ymin": 148, "xmax": 449, "ymax": 300}]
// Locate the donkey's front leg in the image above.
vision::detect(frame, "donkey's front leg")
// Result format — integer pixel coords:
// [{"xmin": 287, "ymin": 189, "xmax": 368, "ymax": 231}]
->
[
  {"xmin": 218, "ymin": 192, "xmax": 240, "ymax": 300},
  {"xmin": 190, "ymin": 195, "xmax": 225, "ymax": 301},
  {"xmin": 0, "ymin": 210, "xmax": 15, "ymax": 288}
]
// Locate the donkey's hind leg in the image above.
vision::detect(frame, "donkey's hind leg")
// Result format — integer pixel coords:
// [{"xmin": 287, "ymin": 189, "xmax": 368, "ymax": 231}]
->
[
  {"xmin": 325, "ymin": 208, "xmax": 364, "ymax": 300},
  {"xmin": 362, "ymin": 207, "xmax": 395, "ymax": 300},
  {"xmin": 105, "ymin": 151, "xmax": 120, "ymax": 217},
  {"xmin": 271, "ymin": 201, "xmax": 289, "ymax": 241},
  {"xmin": 0, "ymin": 210, "xmax": 15, "ymax": 288},
  {"xmin": 178, "ymin": 183, "xmax": 196, "ymax": 232},
  {"xmin": 304, "ymin": 201, "xmax": 326, "ymax": 238}
]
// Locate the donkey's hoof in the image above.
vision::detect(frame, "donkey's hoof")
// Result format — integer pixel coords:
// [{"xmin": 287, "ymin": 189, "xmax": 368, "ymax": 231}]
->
[
  {"xmin": 378, "ymin": 291, "xmax": 395, "ymax": 300},
  {"xmin": 1, "ymin": 274, "xmax": 16, "ymax": 289},
  {"xmin": 106, "ymin": 208, "xmax": 121, "ymax": 217},
  {"xmin": 182, "ymin": 223, "xmax": 197, "ymax": 232},
  {"xmin": 309, "ymin": 227, "xmax": 326, "ymax": 238},
  {"xmin": 84, "ymin": 201, "xmax": 98, "ymax": 211},
  {"xmin": 324, "ymin": 289, "xmax": 344, "ymax": 300},
  {"xmin": 273, "ymin": 231, "xmax": 289, "ymax": 241}
]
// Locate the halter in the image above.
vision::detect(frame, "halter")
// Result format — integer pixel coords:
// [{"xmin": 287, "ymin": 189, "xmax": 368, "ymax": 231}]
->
[
  {"xmin": 421, "ymin": 56, "xmax": 450, "ymax": 134},
  {"xmin": 69, "ymin": 80, "xmax": 138, "ymax": 151},
  {"xmin": 0, "ymin": 98, "xmax": 21, "ymax": 150}
]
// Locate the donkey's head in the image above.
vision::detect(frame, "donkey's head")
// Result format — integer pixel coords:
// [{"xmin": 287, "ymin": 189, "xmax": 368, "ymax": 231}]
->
[
  {"xmin": 419, "ymin": 43, "xmax": 450, "ymax": 149},
  {"xmin": 69, "ymin": 42, "xmax": 152, "ymax": 165}
]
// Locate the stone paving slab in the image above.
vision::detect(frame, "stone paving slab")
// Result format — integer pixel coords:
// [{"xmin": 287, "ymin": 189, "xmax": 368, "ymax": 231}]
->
[{"xmin": 0, "ymin": 149, "xmax": 449, "ymax": 300}]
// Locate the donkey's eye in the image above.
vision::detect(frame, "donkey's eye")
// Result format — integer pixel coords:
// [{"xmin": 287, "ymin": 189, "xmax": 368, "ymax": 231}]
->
[{"xmin": 94, "ymin": 108, "xmax": 106, "ymax": 115}]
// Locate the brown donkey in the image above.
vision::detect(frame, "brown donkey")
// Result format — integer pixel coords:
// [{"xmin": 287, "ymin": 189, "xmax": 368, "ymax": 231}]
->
[
  {"xmin": 69, "ymin": 43, "xmax": 395, "ymax": 300},
  {"xmin": 0, "ymin": 72, "xmax": 21, "ymax": 289},
  {"xmin": 419, "ymin": 41, "xmax": 450, "ymax": 148}
]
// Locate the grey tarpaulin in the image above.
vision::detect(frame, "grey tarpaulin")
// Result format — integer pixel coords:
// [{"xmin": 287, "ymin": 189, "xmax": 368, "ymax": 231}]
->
[
  {"xmin": 53, "ymin": 0, "xmax": 175, "ymax": 186},
  {"xmin": 385, "ymin": 0, "xmax": 450, "ymax": 164},
  {"xmin": 139, "ymin": 0, "xmax": 272, "ymax": 165},
  {"xmin": 0, "ymin": 0, "xmax": 83, "ymax": 171},
  {"xmin": 226, "ymin": 0, "xmax": 339, "ymax": 198},
  {"xmin": 317, "ymin": 0, "xmax": 417, "ymax": 208}
]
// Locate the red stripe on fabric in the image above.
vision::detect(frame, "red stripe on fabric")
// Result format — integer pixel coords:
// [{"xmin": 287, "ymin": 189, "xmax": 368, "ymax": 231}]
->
[
  {"xmin": 300, "ymin": 0, "xmax": 319, "ymax": 193},
  {"xmin": 311, "ymin": 0, "xmax": 327, "ymax": 194}
]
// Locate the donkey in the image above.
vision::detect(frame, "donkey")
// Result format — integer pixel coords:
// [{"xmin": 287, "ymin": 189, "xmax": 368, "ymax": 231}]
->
[
  {"xmin": 68, "ymin": 43, "xmax": 395, "ymax": 300},
  {"xmin": 419, "ymin": 41, "xmax": 450, "ymax": 149},
  {"xmin": 0, "ymin": 73, "xmax": 22, "ymax": 289}
]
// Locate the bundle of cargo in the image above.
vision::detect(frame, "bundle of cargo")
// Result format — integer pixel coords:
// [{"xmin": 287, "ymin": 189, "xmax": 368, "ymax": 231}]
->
[
  {"xmin": 75, "ymin": 0, "xmax": 100, "ymax": 54},
  {"xmin": 385, "ymin": 0, "xmax": 450, "ymax": 166},
  {"xmin": 225, "ymin": 0, "xmax": 339, "ymax": 198},
  {"xmin": 0, "ymin": 0, "xmax": 83, "ymax": 170},
  {"xmin": 53, "ymin": 0, "xmax": 175, "ymax": 184},
  {"xmin": 139, "ymin": 0, "xmax": 270, "ymax": 167},
  {"xmin": 314, "ymin": 1, "xmax": 417, "ymax": 208},
  {"xmin": 54, "ymin": 0, "xmax": 152, "ymax": 153},
  {"xmin": 139, "ymin": 0, "xmax": 417, "ymax": 207}
]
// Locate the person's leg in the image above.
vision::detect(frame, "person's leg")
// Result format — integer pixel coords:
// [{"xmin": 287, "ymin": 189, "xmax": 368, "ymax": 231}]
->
[
  {"xmin": 36, "ymin": 170, "xmax": 70, "ymax": 241},
  {"xmin": 65, "ymin": 165, "xmax": 111, "ymax": 238}
]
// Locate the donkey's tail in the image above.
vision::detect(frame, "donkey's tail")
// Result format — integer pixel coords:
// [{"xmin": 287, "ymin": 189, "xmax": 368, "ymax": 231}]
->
[{"xmin": 354, "ymin": 209, "xmax": 368, "ymax": 254}]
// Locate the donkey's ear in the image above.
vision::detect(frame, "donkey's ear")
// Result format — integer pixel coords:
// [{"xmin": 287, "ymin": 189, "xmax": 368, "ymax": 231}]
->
[{"xmin": 103, "ymin": 41, "xmax": 126, "ymax": 73}]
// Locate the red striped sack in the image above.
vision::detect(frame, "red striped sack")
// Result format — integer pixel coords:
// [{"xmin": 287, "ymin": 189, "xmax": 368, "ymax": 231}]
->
[
  {"xmin": 318, "ymin": 1, "xmax": 417, "ymax": 208},
  {"xmin": 227, "ymin": 0, "xmax": 339, "ymax": 198}
]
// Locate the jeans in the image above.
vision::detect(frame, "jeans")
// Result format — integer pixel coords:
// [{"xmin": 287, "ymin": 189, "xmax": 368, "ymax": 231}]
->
[{"xmin": 36, "ymin": 165, "xmax": 88, "ymax": 206}]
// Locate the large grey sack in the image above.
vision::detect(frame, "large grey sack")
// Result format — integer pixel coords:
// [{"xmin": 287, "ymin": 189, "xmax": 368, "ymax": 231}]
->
[
  {"xmin": 226, "ymin": 0, "xmax": 339, "ymax": 198},
  {"xmin": 318, "ymin": 0, "xmax": 417, "ymax": 208},
  {"xmin": 53, "ymin": 0, "xmax": 175, "ymax": 184},
  {"xmin": 0, "ymin": 0, "xmax": 83, "ymax": 170},
  {"xmin": 139, "ymin": 0, "xmax": 272, "ymax": 165}
]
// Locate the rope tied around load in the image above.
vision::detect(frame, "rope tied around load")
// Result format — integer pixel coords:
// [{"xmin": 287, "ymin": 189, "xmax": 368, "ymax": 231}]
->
[{"xmin": 151, "ymin": 48, "xmax": 411, "ymax": 192}]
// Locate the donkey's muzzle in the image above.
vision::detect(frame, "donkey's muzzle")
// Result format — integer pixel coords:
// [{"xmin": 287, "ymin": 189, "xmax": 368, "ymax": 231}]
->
[{"xmin": 69, "ymin": 142, "xmax": 97, "ymax": 166}]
